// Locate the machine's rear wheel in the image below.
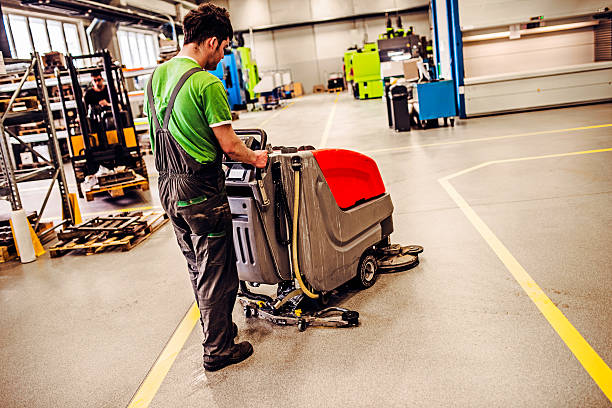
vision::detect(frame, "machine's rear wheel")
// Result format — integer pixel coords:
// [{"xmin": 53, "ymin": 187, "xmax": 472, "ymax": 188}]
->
[{"xmin": 353, "ymin": 253, "xmax": 378, "ymax": 289}]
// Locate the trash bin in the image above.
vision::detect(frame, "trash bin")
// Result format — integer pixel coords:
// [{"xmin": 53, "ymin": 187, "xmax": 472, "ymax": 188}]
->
[{"xmin": 390, "ymin": 84, "xmax": 410, "ymax": 132}]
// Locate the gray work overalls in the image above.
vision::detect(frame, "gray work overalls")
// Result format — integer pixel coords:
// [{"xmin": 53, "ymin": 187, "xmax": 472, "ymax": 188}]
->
[{"xmin": 147, "ymin": 67, "xmax": 238, "ymax": 362}]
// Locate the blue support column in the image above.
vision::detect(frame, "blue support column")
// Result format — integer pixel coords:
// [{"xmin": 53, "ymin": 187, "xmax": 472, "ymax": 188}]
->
[
  {"xmin": 446, "ymin": 0, "xmax": 466, "ymax": 118},
  {"xmin": 430, "ymin": 0, "xmax": 441, "ymax": 79}
]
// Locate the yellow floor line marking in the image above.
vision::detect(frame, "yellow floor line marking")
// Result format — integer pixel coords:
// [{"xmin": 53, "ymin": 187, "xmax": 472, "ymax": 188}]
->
[
  {"xmin": 439, "ymin": 148, "xmax": 612, "ymax": 402},
  {"xmin": 124, "ymin": 99, "xmax": 298, "ymax": 408},
  {"xmin": 366, "ymin": 123, "xmax": 612, "ymax": 155},
  {"xmin": 257, "ymin": 101, "xmax": 296, "ymax": 128},
  {"xmin": 127, "ymin": 302, "xmax": 200, "ymax": 408},
  {"xmin": 319, "ymin": 92, "xmax": 340, "ymax": 148}
]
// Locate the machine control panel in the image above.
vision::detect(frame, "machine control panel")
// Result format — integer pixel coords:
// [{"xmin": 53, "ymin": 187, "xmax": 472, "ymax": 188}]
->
[{"xmin": 227, "ymin": 166, "xmax": 248, "ymax": 181}]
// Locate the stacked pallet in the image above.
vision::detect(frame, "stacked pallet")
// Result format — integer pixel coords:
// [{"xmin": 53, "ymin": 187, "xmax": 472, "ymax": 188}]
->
[{"xmin": 49, "ymin": 211, "xmax": 168, "ymax": 257}]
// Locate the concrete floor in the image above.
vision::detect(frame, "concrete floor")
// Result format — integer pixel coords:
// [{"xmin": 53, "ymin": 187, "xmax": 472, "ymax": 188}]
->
[{"xmin": 0, "ymin": 94, "xmax": 610, "ymax": 407}]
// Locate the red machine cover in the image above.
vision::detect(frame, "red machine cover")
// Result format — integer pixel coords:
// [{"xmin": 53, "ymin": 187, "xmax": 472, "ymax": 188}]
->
[{"xmin": 312, "ymin": 149, "xmax": 386, "ymax": 209}]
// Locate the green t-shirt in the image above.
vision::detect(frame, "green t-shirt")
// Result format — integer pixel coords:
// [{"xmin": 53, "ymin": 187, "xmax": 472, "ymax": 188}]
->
[{"xmin": 144, "ymin": 57, "xmax": 232, "ymax": 164}]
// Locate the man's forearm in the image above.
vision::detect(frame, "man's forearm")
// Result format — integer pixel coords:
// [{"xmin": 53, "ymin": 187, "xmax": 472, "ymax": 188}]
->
[
  {"xmin": 213, "ymin": 124, "xmax": 258, "ymax": 165},
  {"xmin": 225, "ymin": 138, "xmax": 256, "ymax": 164}
]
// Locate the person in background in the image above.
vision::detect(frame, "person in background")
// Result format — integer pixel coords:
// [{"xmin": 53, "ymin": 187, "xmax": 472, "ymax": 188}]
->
[{"xmin": 83, "ymin": 69, "xmax": 110, "ymax": 110}]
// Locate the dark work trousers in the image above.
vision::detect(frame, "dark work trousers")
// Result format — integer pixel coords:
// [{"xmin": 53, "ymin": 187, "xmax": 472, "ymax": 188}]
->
[{"xmin": 148, "ymin": 67, "xmax": 239, "ymax": 362}]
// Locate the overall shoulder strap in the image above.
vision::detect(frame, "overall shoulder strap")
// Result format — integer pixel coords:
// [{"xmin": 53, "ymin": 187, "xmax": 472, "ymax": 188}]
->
[
  {"xmin": 162, "ymin": 67, "xmax": 202, "ymax": 130},
  {"xmin": 146, "ymin": 68, "xmax": 161, "ymax": 132}
]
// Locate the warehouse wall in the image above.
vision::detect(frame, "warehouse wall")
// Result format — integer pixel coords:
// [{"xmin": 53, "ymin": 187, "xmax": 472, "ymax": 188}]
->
[
  {"xmin": 228, "ymin": 0, "xmax": 430, "ymax": 93},
  {"xmin": 458, "ymin": 0, "xmax": 609, "ymax": 30},
  {"xmin": 457, "ymin": 0, "xmax": 611, "ymax": 116},
  {"xmin": 463, "ymin": 27, "xmax": 597, "ymax": 78},
  {"xmin": 228, "ymin": 0, "xmax": 428, "ymax": 30},
  {"xmin": 458, "ymin": 0, "xmax": 607, "ymax": 78}
]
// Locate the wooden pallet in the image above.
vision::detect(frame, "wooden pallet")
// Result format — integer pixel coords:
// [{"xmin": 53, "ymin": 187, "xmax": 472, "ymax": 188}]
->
[
  {"xmin": 49, "ymin": 211, "xmax": 168, "ymax": 257},
  {"xmin": 85, "ymin": 175, "xmax": 149, "ymax": 201},
  {"xmin": 0, "ymin": 245, "xmax": 17, "ymax": 263},
  {"xmin": 0, "ymin": 96, "xmax": 38, "ymax": 113},
  {"xmin": 18, "ymin": 127, "xmax": 46, "ymax": 136},
  {"xmin": 327, "ymin": 87, "xmax": 343, "ymax": 93}
]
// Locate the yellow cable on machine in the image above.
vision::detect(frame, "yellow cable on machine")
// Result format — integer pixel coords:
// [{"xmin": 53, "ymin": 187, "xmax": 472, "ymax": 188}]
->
[{"xmin": 292, "ymin": 166, "xmax": 319, "ymax": 299}]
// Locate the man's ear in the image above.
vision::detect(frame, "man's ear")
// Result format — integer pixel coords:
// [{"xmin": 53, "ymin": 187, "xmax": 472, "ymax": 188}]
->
[{"xmin": 207, "ymin": 37, "xmax": 218, "ymax": 50}]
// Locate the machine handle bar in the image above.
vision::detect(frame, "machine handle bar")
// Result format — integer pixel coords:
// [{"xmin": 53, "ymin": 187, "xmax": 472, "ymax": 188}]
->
[{"xmin": 233, "ymin": 128, "xmax": 269, "ymax": 181}]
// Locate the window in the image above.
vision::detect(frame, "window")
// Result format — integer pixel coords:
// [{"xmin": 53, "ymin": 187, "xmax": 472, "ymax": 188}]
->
[
  {"xmin": 117, "ymin": 28, "xmax": 159, "ymax": 68},
  {"xmin": 63, "ymin": 23, "xmax": 82, "ymax": 55},
  {"xmin": 117, "ymin": 30, "xmax": 133, "ymax": 68},
  {"xmin": 29, "ymin": 18, "xmax": 51, "ymax": 54},
  {"xmin": 47, "ymin": 20, "xmax": 67, "ymax": 54},
  {"xmin": 8, "ymin": 14, "xmax": 32, "ymax": 59},
  {"xmin": 128, "ymin": 31, "xmax": 142, "ymax": 68},
  {"xmin": 2, "ymin": 11, "xmax": 85, "ymax": 62},
  {"xmin": 2, "ymin": 15, "xmax": 16, "ymax": 58}
]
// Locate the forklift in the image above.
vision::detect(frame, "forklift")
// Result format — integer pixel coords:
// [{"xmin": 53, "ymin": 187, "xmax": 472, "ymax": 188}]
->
[{"xmin": 57, "ymin": 50, "xmax": 148, "ymax": 199}]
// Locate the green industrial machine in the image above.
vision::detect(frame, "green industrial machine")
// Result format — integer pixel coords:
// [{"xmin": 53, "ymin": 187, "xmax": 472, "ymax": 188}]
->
[
  {"xmin": 351, "ymin": 42, "xmax": 383, "ymax": 100},
  {"xmin": 344, "ymin": 50, "xmax": 356, "ymax": 82},
  {"xmin": 237, "ymin": 47, "xmax": 260, "ymax": 102}
]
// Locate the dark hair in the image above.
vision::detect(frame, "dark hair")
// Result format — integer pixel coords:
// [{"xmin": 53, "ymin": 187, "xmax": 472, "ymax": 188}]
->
[
  {"xmin": 91, "ymin": 69, "xmax": 102, "ymax": 77},
  {"xmin": 183, "ymin": 3, "xmax": 233, "ymax": 48}
]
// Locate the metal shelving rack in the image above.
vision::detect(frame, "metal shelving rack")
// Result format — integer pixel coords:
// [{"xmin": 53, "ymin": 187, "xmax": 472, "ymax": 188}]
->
[{"xmin": 0, "ymin": 52, "xmax": 75, "ymax": 235}]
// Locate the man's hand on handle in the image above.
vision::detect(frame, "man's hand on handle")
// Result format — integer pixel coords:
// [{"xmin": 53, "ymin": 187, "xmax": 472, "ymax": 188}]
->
[
  {"xmin": 252, "ymin": 150, "xmax": 268, "ymax": 169},
  {"xmin": 213, "ymin": 124, "xmax": 269, "ymax": 168}
]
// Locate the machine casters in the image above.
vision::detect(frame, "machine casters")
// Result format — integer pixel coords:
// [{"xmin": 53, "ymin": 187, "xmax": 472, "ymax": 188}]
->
[
  {"xmin": 297, "ymin": 319, "xmax": 308, "ymax": 332},
  {"xmin": 238, "ymin": 298, "xmax": 360, "ymax": 330},
  {"xmin": 342, "ymin": 310, "xmax": 359, "ymax": 326},
  {"xmin": 244, "ymin": 305, "xmax": 253, "ymax": 318},
  {"xmin": 378, "ymin": 243, "xmax": 401, "ymax": 256},
  {"xmin": 354, "ymin": 253, "xmax": 378, "ymax": 289},
  {"xmin": 403, "ymin": 245, "xmax": 423, "ymax": 255}
]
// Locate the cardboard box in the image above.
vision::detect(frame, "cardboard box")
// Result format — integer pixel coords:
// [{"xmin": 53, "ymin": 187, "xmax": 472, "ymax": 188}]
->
[
  {"xmin": 402, "ymin": 59, "xmax": 420, "ymax": 81},
  {"xmin": 313, "ymin": 84, "xmax": 325, "ymax": 94},
  {"xmin": 293, "ymin": 82, "xmax": 303, "ymax": 96}
]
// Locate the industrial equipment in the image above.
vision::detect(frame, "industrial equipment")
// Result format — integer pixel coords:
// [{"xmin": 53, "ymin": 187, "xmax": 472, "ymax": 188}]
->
[
  {"xmin": 210, "ymin": 49, "xmax": 248, "ymax": 110},
  {"xmin": 236, "ymin": 47, "xmax": 260, "ymax": 102},
  {"xmin": 57, "ymin": 50, "xmax": 148, "ymax": 199},
  {"xmin": 374, "ymin": 15, "xmax": 456, "ymax": 130},
  {"xmin": 412, "ymin": 80, "xmax": 457, "ymax": 127},
  {"xmin": 351, "ymin": 42, "xmax": 383, "ymax": 100},
  {"xmin": 210, "ymin": 45, "xmax": 260, "ymax": 110},
  {"xmin": 226, "ymin": 129, "xmax": 423, "ymax": 331},
  {"xmin": 343, "ymin": 48, "xmax": 357, "ymax": 95}
]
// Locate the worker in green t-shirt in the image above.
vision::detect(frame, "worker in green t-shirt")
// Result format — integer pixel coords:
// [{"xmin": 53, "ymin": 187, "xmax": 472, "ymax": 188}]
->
[{"xmin": 144, "ymin": 3, "xmax": 267, "ymax": 372}]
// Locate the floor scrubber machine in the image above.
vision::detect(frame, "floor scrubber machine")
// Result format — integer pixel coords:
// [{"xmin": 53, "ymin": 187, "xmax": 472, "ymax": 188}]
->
[{"xmin": 227, "ymin": 129, "xmax": 423, "ymax": 331}]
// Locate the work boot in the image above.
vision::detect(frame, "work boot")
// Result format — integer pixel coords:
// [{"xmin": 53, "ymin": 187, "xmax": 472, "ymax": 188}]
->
[{"xmin": 203, "ymin": 341, "xmax": 253, "ymax": 372}]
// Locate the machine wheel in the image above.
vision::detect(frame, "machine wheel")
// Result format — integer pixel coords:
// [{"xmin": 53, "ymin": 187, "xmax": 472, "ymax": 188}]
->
[
  {"xmin": 450, "ymin": 118, "xmax": 455, "ymax": 127},
  {"xmin": 342, "ymin": 310, "xmax": 360, "ymax": 326},
  {"xmin": 353, "ymin": 253, "xmax": 378, "ymax": 289},
  {"xmin": 297, "ymin": 319, "xmax": 308, "ymax": 332}
]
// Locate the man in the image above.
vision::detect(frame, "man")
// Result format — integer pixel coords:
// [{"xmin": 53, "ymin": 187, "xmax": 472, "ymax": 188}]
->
[
  {"xmin": 83, "ymin": 70, "xmax": 110, "ymax": 110},
  {"xmin": 144, "ymin": 3, "xmax": 267, "ymax": 371}
]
